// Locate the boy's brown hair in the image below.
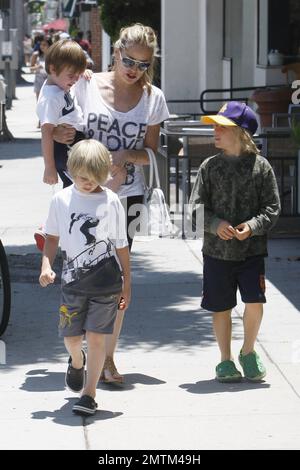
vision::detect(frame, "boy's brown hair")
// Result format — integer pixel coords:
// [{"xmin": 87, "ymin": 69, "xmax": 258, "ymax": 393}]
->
[{"xmin": 45, "ymin": 39, "xmax": 87, "ymax": 75}]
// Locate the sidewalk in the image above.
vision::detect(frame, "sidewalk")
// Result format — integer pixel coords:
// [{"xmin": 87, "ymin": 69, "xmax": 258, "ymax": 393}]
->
[{"xmin": 0, "ymin": 78, "xmax": 300, "ymax": 450}]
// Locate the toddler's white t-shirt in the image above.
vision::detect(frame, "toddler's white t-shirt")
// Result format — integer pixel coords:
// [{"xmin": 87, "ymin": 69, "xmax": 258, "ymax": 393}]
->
[{"xmin": 37, "ymin": 83, "xmax": 84, "ymax": 131}]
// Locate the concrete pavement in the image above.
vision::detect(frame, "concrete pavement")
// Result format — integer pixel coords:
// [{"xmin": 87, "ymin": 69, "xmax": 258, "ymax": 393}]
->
[{"xmin": 0, "ymin": 76, "xmax": 300, "ymax": 450}]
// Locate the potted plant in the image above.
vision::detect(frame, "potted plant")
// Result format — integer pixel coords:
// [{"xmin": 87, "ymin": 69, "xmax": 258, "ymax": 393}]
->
[{"xmin": 251, "ymin": 86, "xmax": 292, "ymax": 128}]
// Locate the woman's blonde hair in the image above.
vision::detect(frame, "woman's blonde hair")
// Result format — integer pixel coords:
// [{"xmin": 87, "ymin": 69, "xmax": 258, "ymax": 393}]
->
[
  {"xmin": 234, "ymin": 127, "xmax": 260, "ymax": 154},
  {"xmin": 45, "ymin": 39, "xmax": 87, "ymax": 75},
  {"xmin": 114, "ymin": 23, "xmax": 158, "ymax": 95},
  {"xmin": 67, "ymin": 139, "xmax": 111, "ymax": 185}
]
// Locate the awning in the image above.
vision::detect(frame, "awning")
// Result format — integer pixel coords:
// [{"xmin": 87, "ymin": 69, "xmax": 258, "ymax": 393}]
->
[{"xmin": 42, "ymin": 18, "xmax": 68, "ymax": 32}]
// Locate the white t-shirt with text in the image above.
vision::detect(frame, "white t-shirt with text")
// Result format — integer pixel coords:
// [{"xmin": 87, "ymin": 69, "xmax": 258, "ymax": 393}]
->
[{"xmin": 75, "ymin": 76, "xmax": 170, "ymax": 199}]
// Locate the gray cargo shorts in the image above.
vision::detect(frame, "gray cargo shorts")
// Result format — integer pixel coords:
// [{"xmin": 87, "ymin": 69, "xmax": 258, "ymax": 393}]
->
[{"xmin": 58, "ymin": 289, "xmax": 120, "ymax": 337}]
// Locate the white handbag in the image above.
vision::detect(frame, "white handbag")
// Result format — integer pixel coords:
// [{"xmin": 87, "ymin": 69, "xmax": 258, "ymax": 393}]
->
[{"xmin": 138, "ymin": 148, "xmax": 173, "ymax": 238}]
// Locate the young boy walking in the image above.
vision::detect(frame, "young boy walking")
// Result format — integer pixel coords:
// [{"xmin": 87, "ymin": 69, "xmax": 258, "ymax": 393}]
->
[
  {"xmin": 39, "ymin": 139, "xmax": 130, "ymax": 415},
  {"xmin": 190, "ymin": 101, "xmax": 281, "ymax": 382}
]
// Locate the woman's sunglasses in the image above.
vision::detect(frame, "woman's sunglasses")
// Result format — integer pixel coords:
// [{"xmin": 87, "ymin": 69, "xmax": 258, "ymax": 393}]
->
[{"xmin": 119, "ymin": 50, "xmax": 150, "ymax": 72}]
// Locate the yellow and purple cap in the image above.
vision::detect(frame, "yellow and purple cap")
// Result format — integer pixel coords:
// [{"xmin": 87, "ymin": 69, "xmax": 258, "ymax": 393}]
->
[{"xmin": 201, "ymin": 101, "xmax": 258, "ymax": 135}]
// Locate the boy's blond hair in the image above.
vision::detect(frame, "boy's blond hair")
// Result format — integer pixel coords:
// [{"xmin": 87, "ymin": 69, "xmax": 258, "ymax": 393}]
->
[
  {"xmin": 45, "ymin": 39, "xmax": 87, "ymax": 75},
  {"xmin": 234, "ymin": 127, "xmax": 260, "ymax": 155},
  {"xmin": 67, "ymin": 139, "xmax": 111, "ymax": 185}
]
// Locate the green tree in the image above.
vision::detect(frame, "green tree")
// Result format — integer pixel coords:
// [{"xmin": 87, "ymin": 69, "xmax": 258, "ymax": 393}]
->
[{"xmin": 98, "ymin": 0, "xmax": 161, "ymax": 42}]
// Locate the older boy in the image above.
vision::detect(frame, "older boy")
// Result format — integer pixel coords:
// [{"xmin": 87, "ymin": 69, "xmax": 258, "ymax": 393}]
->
[{"xmin": 191, "ymin": 102, "xmax": 280, "ymax": 382}]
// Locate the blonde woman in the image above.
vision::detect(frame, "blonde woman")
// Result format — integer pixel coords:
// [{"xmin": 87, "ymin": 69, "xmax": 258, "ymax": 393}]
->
[
  {"xmin": 190, "ymin": 101, "xmax": 280, "ymax": 383},
  {"xmin": 53, "ymin": 23, "xmax": 170, "ymax": 383}
]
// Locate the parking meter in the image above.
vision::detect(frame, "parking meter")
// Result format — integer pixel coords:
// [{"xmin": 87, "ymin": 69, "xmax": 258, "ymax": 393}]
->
[{"xmin": 0, "ymin": 29, "xmax": 18, "ymax": 70}]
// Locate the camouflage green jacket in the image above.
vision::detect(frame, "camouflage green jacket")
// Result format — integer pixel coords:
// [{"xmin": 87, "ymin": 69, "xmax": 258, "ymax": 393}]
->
[{"xmin": 190, "ymin": 152, "xmax": 281, "ymax": 261}]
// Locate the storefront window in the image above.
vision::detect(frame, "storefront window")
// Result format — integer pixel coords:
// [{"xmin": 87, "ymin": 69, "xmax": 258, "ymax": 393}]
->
[{"xmin": 258, "ymin": 0, "xmax": 300, "ymax": 66}]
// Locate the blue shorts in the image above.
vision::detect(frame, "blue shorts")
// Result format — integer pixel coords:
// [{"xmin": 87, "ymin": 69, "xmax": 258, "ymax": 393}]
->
[{"xmin": 201, "ymin": 254, "xmax": 266, "ymax": 312}]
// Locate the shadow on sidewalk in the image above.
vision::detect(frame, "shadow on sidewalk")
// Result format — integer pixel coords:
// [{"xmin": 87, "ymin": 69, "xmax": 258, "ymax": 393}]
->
[
  {"xmin": 21, "ymin": 369, "xmax": 65, "ymax": 392},
  {"xmin": 0, "ymin": 139, "xmax": 41, "ymax": 160},
  {"xmin": 179, "ymin": 379, "xmax": 270, "ymax": 394},
  {"xmin": 266, "ymin": 239, "xmax": 300, "ymax": 312},
  {"xmin": 2, "ymin": 243, "xmax": 216, "ymax": 370},
  {"xmin": 97, "ymin": 373, "xmax": 166, "ymax": 392},
  {"xmin": 118, "ymin": 249, "xmax": 214, "ymax": 350},
  {"xmin": 7, "ymin": 238, "xmax": 299, "ymax": 372},
  {"xmin": 31, "ymin": 397, "xmax": 123, "ymax": 426},
  {"xmin": 19, "ymin": 368, "xmax": 166, "ymax": 394}
]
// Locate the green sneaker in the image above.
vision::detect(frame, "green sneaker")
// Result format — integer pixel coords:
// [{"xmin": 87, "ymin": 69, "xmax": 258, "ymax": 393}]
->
[
  {"xmin": 238, "ymin": 350, "xmax": 266, "ymax": 381},
  {"xmin": 215, "ymin": 360, "xmax": 242, "ymax": 383}
]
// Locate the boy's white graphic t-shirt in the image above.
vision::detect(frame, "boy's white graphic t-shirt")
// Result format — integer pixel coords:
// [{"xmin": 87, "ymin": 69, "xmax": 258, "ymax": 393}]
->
[
  {"xmin": 37, "ymin": 83, "xmax": 84, "ymax": 131},
  {"xmin": 45, "ymin": 185, "xmax": 128, "ymax": 288},
  {"xmin": 75, "ymin": 76, "xmax": 170, "ymax": 199}
]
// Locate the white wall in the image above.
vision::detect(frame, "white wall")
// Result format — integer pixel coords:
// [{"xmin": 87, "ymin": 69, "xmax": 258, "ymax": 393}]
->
[
  {"xmin": 223, "ymin": 0, "xmax": 243, "ymax": 88},
  {"xmin": 161, "ymin": 0, "xmax": 200, "ymax": 114},
  {"xmin": 161, "ymin": 0, "xmax": 224, "ymax": 115},
  {"xmin": 254, "ymin": 66, "xmax": 287, "ymax": 87},
  {"xmin": 161, "ymin": 0, "xmax": 283, "ymax": 115},
  {"xmin": 101, "ymin": 29, "xmax": 111, "ymax": 72},
  {"xmin": 204, "ymin": 0, "xmax": 223, "ymax": 111},
  {"xmin": 240, "ymin": 0, "xmax": 257, "ymax": 87},
  {"xmin": 197, "ymin": 0, "xmax": 207, "ymax": 97}
]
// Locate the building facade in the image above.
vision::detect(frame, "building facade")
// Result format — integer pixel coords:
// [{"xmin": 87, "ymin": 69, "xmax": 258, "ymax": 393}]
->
[{"xmin": 161, "ymin": 0, "xmax": 300, "ymax": 115}]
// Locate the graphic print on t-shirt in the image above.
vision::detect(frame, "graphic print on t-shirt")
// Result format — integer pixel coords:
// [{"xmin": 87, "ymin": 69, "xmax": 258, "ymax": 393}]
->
[
  {"xmin": 62, "ymin": 210, "xmax": 113, "ymax": 285},
  {"xmin": 62, "ymin": 91, "xmax": 75, "ymax": 116},
  {"xmin": 69, "ymin": 212, "xmax": 99, "ymax": 245},
  {"xmin": 62, "ymin": 238, "xmax": 114, "ymax": 286}
]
